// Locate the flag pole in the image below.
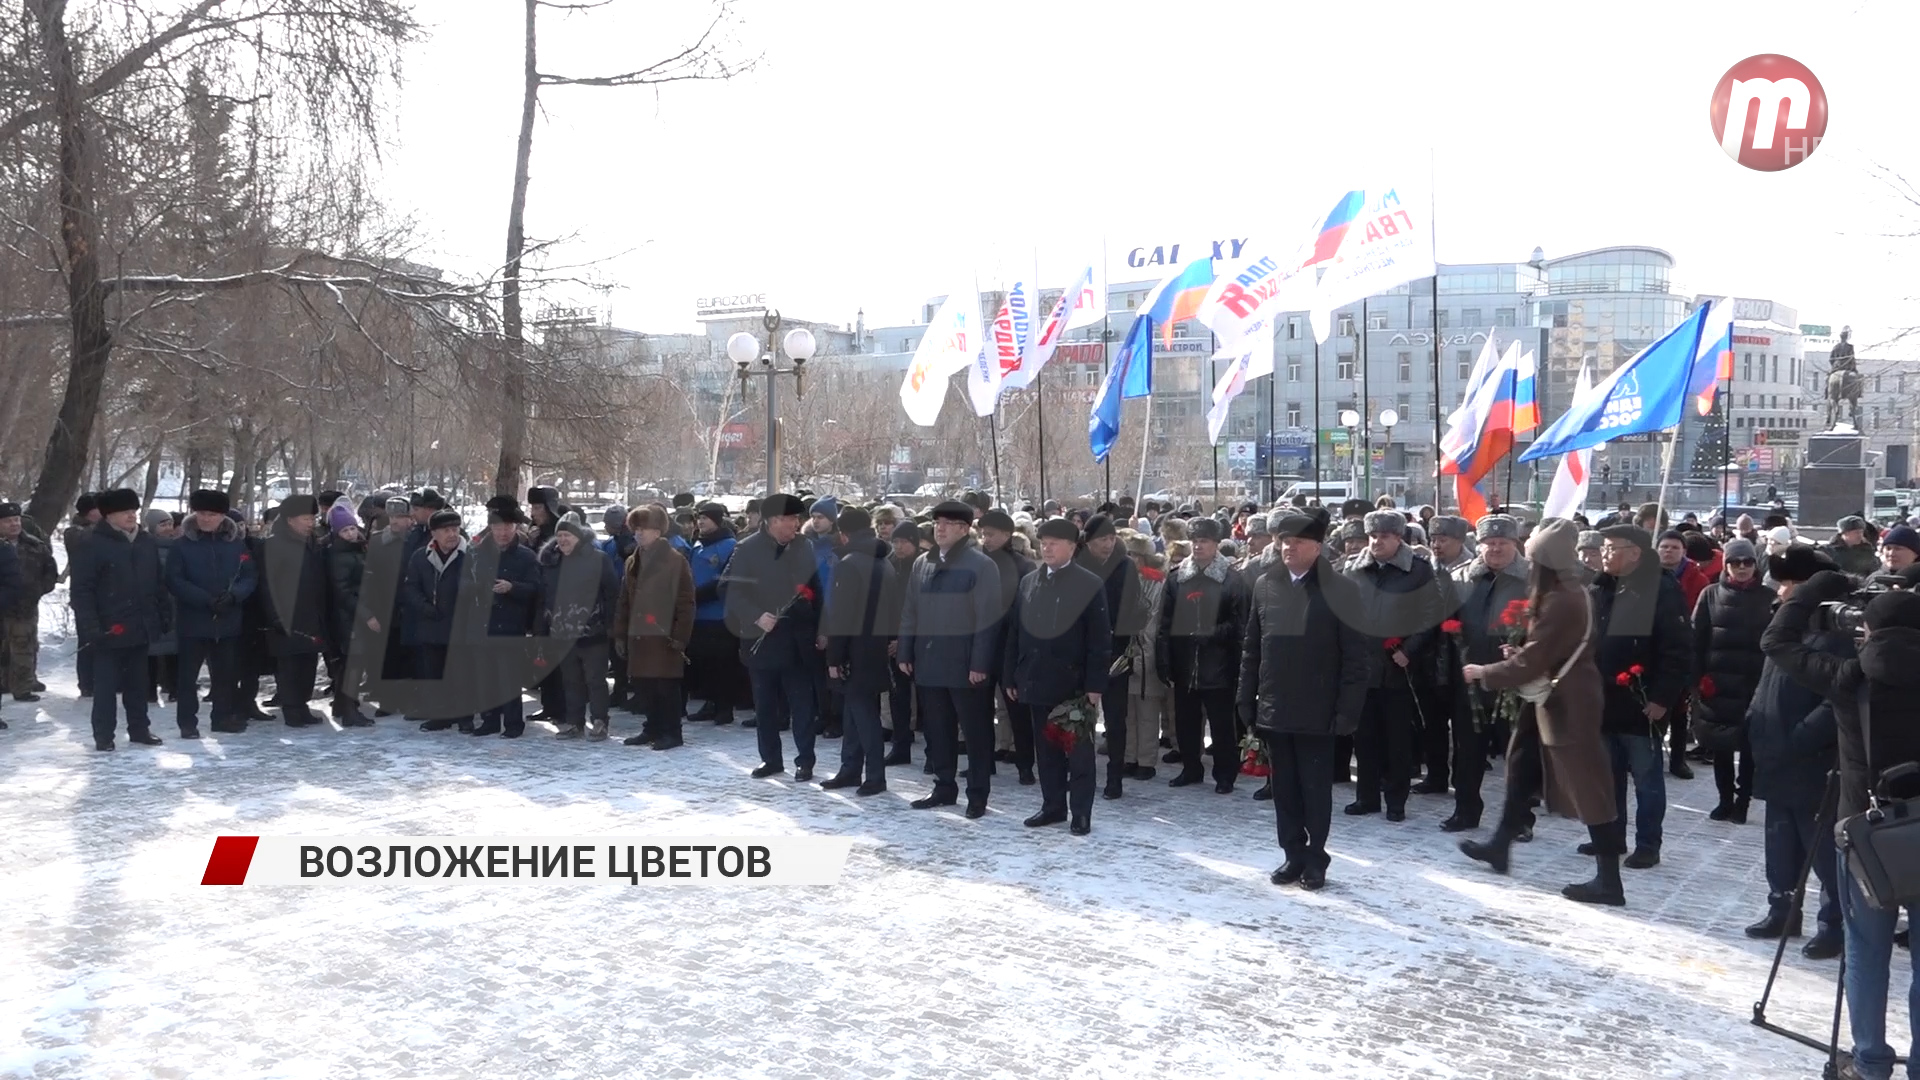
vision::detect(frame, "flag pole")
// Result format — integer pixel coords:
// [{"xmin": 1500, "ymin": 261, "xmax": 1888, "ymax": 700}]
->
[
  {"xmin": 1431, "ymin": 272, "xmax": 1443, "ymax": 511},
  {"xmin": 1313, "ymin": 336, "xmax": 1323, "ymax": 495},
  {"xmin": 1721, "ymin": 354, "xmax": 1734, "ymax": 520},
  {"xmin": 1361, "ymin": 298, "xmax": 1371, "ymax": 501},
  {"xmin": 1136, "ymin": 392, "xmax": 1154, "ymax": 512},
  {"xmin": 1033, "ymin": 248, "xmax": 1047, "ymax": 506},
  {"xmin": 1102, "ymin": 239, "xmax": 1112, "ymax": 503},
  {"xmin": 1266, "ymin": 324, "xmax": 1277, "ymax": 503},
  {"xmin": 1655, "ymin": 424, "xmax": 1679, "ymax": 527},
  {"xmin": 989, "ymin": 413, "xmax": 1003, "ymax": 507},
  {"xmin": 1210, "ymin": 331, "xmax": 1221, "ymax": 508}
]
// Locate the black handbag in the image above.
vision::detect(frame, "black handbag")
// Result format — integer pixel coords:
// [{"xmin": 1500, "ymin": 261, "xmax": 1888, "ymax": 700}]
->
[{"xmin": 1836, "ymin": 689, "xmax": 1920, "ymax": 911}]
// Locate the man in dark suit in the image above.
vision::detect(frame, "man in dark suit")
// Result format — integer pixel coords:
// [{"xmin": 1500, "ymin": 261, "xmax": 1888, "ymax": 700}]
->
[
  {"xmin": 1005, "ymin": 518, "xmax": 1112, "ymax": 835},
  {"xmin": 897, "ymin": 500, "xmax": 1002, "ymax": 817},
  {"xmin": 261, "ymin": 494, "xmax": 331, "ymax": 727},
  {"xmin": 724, "ymin": 493, "xmax": 824, "ymax": 780},
  {"xmin": 1239, "ymin": 508, "xmax": 1371, "ymax": 891},
  {"xmin": 822, "ymin": 508, "xmax": 900, "ymax": 796}
]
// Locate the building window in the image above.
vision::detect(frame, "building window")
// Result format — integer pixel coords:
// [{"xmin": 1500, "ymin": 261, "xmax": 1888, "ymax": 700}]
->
[
  {"xmin": 1286, "ymin": 402, "xmax": 1301, "ymax": 427},
  {"xmin": 1495, "ymin": 308, "xmax": 1517, "ymax": 327},
  {"xmin": 1435, "ymin": 309, "xmax": 1450, "ymax": 330},
  {"xmin": 1395, "ymin": 397, "xmax": 1410, "ymax": 421},
  {"xmin": 903, "ymin": 338, "xmax": 915, "ymax": 351},
  {"xmin": 1367, "ymin": 310, "xmax": 1388, "ymax": 330},
  {"xmin": 1126, "ymin": 293, "xmax": 1139, "ymax": 310},
  {"xmin": 1430, "ymin": 398, "xmax": 1439, "ymax": 420},
  {"xmin": 1336, "ymin": 355, "xmax": 1355, "ymax": 380},
  {"xmin": 1397, "ymin": 351, "xmax": 1412, "ymax": 381},
  {"xmin": 1460, "ymin": 308, "xmax": 1482, "ymax": 328},
  {"xmin": 1743, "ymin": 354, "xmax": 1752, "ymax": 381},
  {"xmin": 1337, "ymin": 314, "xmax": 1354, "ymax": 337},
  {"xmin": 1742, "ymin": 394, "xmax": 1751, "ymax": 407},
  {"xmin": 1772, "ymin": 356, "xmax": 1780, "ymax": 383},
  {"xmin": 1287, "ymin": 316, "xmax": 1302, "ymax": 340},
  {"xmin": 1287, "ymin": 360, "xmax": 1301, "ymax": 382},
  {"xmin": 1457, "ymin": 349, "xmax": 1472, "ymax": 379}
]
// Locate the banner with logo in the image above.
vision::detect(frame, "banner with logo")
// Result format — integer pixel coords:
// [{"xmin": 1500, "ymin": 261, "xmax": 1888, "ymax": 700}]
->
[
  {"xmin": 1010, "ymin": 266, "xmax": 1091, "ymax": 391},
  {"xmin": 969, "ymin": 281, "xmax": 1033, "ymax": 417},
  {"xmin": 1205, "ymin": 317, "xmax": 1276, "ymax": 445},
  {"xmin": 1310, "ymin": 183, "xmax": 1436, "ymax": 344},
  {"xmin": 901, "ymin": 288, "xmax": 984, "ymax": 427},
  {"xmin": 1520, "ymin": 304, "xmax": 1712, "ymax": 462}
]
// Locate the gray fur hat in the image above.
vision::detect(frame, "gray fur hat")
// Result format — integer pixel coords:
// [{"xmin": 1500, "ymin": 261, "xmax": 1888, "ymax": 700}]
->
[
  {"xmin": 1363, "ymin": 509, "xmax": 1406, "ymax": 536},
  {"xmin": 1476, "ymin": 514, "xmax": 1522, "ymax": 542},
  {"xmin": 1427, "ymin": 515, "xmax": 1470, "ymax": 541},
  {"xmin": 1245, "ymin": 513, "xmax": 1271, "ymax": 537}
]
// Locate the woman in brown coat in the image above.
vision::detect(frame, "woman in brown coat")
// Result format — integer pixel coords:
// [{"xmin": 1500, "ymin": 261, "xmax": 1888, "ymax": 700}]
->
[
  {"xmin": 1459, "ymin": 517, "xmax": 1625, "ymax": 906},
  {"xmin": 611, "ymin": 506, "xmax": 695, "ymax": 750}
]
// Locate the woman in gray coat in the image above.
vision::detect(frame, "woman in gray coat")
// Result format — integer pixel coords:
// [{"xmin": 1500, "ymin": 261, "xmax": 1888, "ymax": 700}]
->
[{"xmin": 1460, "ymin": 517, "xmax": 1624, "ymax": 906}]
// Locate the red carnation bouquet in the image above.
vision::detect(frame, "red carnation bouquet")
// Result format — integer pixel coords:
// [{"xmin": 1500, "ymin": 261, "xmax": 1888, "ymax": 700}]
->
[
  {"xmin": 750, "ymin": 582, "xmax": 816, "ymax": 655},
  {"xmin": 1697, "ymin": 674, "xmax": 1717, "ymax": 699},
  {"xmin": 1489, "ymin": 601, "xmax": 1532, "ymax": 727},
  {"xmin": 1239, "ymin": 730, "xmax": 1271, "ymax": 778},
  {"xmin": 1615, "ymin": 663, "xmax": 1648, "ymax": 707},
  {"xmin": 1043, "ymin": 694, "xmax": 1098, "ymax": 753}
]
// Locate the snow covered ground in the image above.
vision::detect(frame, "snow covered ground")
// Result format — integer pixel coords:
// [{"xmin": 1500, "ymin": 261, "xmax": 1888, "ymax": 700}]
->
[{"xmin": 1, "ymin": 639, "xmax": 1848, "ymax": 1079}]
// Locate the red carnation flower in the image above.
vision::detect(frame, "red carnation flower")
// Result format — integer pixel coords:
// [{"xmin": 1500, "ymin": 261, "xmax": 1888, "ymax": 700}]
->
[
  {"xmin": 533, "ymin": 657, "xmax": 547, "ymax": 668},
  {"xmin": 1185, "ymin": 590, "xmax": 1204, "ymax": 601},
  {"xmin": 1615, "ymin": 672, "xmax": 1632, "ymax": 687},
  {"xmin": 238, "ymin": 554, "xmax": 250, "ymax": 563},
  {"xmin": 1699, "ymin": 675, "xmax": 1717, "ymax": 698},
  {"xmin": 1383, "ymin": 637, "xmax": 1404, "ymax": 650},
  {"xmin": 795, "ymin": 584, "xmax": 815, "ymax": 601},
  {"xmin": 1441, "ymin": 619, "xmax": 1463, "ymax": 634},
  {"xmin": 644, "ymin": 613, "xmax": 658, "ymax": 625},
  {"xmin": 1629, "ymin": 664, "xmax": 1644, "ymax": 676},
  {"xmin": 109, "ymin": 623, "xmax": 125, "ymax": 636}
]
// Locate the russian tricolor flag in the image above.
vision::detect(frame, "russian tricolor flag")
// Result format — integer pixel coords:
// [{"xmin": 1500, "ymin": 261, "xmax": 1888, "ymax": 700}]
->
[
  {"xmin": 1304, "ymin": 190, "xmax": 1366, "ymax": 268},
  {"xmin": 1687, "ymin": 298, "xmax": 1736, "ymax": 416}
]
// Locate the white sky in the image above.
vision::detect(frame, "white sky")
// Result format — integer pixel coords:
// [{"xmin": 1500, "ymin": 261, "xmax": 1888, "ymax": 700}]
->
[{"xmin": 384, "ymin": 0, "xmax": 1920, "ymax": 351}]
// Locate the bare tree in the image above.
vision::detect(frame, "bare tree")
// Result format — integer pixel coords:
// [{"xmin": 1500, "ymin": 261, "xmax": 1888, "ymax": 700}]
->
[{"xmin": 493, "ymin": 0, "xmax": 755, "ymax": 497}]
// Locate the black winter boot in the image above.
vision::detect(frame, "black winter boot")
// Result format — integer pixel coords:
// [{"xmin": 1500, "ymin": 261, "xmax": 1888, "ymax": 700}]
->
[
  {"xmin": 1563, "ymin": 853, "xmax": 1626, "ymax": 906},
  {"xmin": 1459, "ymin": 829, "xmax": 1514, "ymax": 875},
  {"xmin": 1744, "ymin": 895, "xmax": 1802, "ymax": 939}
]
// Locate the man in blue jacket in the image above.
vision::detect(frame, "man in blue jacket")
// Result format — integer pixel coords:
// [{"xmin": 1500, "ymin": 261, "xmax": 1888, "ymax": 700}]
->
[
  {"xmin": 166, "ymin": 489, "xmax": 259, "ymax": 735},
  {"xmin": 405, "ymin": 509, "xmax": 471, "ymax": 731},
  {"xmin": 688, "ymin": 502, "xmax": 741, "ymax": 725},
  {"xmin": 71, "ymin": 489, "xmax": 170, "ymax": 750}
]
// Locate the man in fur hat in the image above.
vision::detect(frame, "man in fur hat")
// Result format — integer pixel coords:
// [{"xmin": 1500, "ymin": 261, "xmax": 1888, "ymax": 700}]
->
[
  {"xmin": 167, "ymin": 489, "xmax": 259, "ymax": 735},
  {"xmin": 1342, "ymin": 508, "xmax": 1447, "ymax": 822},
  {"xmin": 72, "ymin": 489, "xmax": 170, "ymax": 750},
  {"xmin": 1005, "ymin": 517, "xmax": 1111, "ymax": 834},
  {"xmin": 261, "ymin": 494, "xmax": 331, "ymax": 727},
  {"xmin": 1240, "ymin": 508, "xmax": 1371, "ymax": 890},
  {"xmin": 726, "ymin": 493, "xmax": 825, "ymax": 779},
  {"xmin": 1432, "ymin": 514, "xmax": 1530, "ymax": 831}
]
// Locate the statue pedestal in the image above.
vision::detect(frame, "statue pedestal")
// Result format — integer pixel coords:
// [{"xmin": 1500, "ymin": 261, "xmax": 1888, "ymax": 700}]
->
[{"xmin": 1800, "ymin": 430, "xmax": 1870, "ymax": 527}]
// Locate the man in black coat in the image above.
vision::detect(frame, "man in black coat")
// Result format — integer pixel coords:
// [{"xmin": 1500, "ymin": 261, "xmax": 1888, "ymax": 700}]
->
[
  {"xmin": 1690, "ymin": 537, "xmax": 1774, "ymax": 822},
  {"xmin": 0, "ymin": 501, "xmax": 56, "ymax": 702},
  {"xmin": 1005, "ymin": 518, "xmax": 1111, "ymax": 835},
  {"xmin": 1342, "ymin": 509, "xmax": 1447, "ymax": 822},
  {"xmin": 724, "ymin": 493, "xmax": 824, "ymax": 780},
  {"xmin": 1744, "ymin": 545, "xmax": 1848, "ymax": 959},
  {"xmin": 261, "ymin": 495, "xmax": 332, "ymax": 727},
  {"xmin": 822, "ymin": 508, "xmax": 900, "ymax": 796},
  {"xmin": 0, "ymin": 535, "xmax": 17, "ymax": 728},
  {"xmin": 883, "ymin": 521, "xmax": 922, "ymax": 764},
  {"xmin": 1157, "ymin": 516, "xmax": 1249, "ymax": 794},
  {"xmin": 71, "ymin": 489, "xmax": 170, "ymax": 750},
  {"xmin": 458, "ymin": 498, "xmax": 542, "ymax": 738},
  {"xmin": 978, "ymin": 510, "xmax": 1037, "ymax": 783},
  {"xmin": 361, "ymin": 495, "xmax": 418, "ymax": 714},
  {"xmin": 1078, "ymin": 513, "xmax": 1147, "ymax": 799},
  {"xmin": 1239, "ymin": 508, "xmax": 1371, "ymax": 890},
  {"xmin": 896, "ymin": 500, "xmax": 1002, "ymax": 817},
  {"xmin": 1434, "ymin": 515, "xmax": 1531, "ymax": 831},
  {"xmin": 1763, "ymin": 574, "xmax": 1920, "ymax": 1078},
  {"xmin": 1591, "ymin": 525, "xmax": 1694, "ymax": 868}
]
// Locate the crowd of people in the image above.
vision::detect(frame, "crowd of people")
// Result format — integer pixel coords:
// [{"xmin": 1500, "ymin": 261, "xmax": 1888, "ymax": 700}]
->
[{"xmin": 12, "ymin": 479, "xmax": 1920, "ymax": 1071}]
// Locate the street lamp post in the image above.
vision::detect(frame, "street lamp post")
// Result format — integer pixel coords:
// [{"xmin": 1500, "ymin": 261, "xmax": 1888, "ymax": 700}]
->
[
  {"xmin": 1339, "ymin": 408, "xmax": 1360, "ymax": 492},
  {"xmin": 1378, "ymin": 408, "xmax": 1399, "ymax": 500},
  {"xmin": 728, "ymin": 312, "xmax": 816, "ymax": 496}
]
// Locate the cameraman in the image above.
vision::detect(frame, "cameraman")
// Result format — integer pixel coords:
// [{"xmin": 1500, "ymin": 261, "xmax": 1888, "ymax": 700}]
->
[{"xmin": 1762, "ymin": 569, "xmax": 1920, "ymax": 1080}]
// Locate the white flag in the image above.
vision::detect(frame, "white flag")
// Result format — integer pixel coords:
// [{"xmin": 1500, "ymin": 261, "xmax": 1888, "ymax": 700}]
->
[
  {"xmin": 1310, "ymin": 183, "xmax": 1436, "ymax": 344},
  {"xmin": 969, "ymin": 281, "xmax": 1032, "ymax": 416},
  {"xmin": 1197, "ymin": 221, "xmax": 1320, "ymax": 348},
  {"xmin": 1204, "ymin": 317, "xmax": 1276, "ymax": 445},
  {"xmin": 900, "ymin": 288, "xmax": 984, "ymax": 427},
  {"xmin": 1543, "ymin": 362, "xmax": 1599, "ymax": 519},
  {"xmin": 1010, "ymin": 267, "xmax": 1090, "ymax": 391},
  {"xmin": 1065, "ymin": 262, "xmax": 1105, "ymax": 331}
]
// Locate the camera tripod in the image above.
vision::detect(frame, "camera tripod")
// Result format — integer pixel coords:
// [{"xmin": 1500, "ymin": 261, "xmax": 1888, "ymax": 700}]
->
[{"xmin": 1751, "ymin": 770, "xmax": 1908, "ymax": 1078}]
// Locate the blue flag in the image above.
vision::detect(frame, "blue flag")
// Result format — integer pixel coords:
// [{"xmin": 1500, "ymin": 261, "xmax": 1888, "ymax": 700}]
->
[
  {"xmin": 1518, "ymin": 304, "xmax": 1711, "ymax": 463},
  {"xmin": 1089, "ymin": 341, "xmax": 1130, "ymax": 463},
  {"xmin": 1114, "ymin": 315, "xmax": 1154, "ymax": 399}
]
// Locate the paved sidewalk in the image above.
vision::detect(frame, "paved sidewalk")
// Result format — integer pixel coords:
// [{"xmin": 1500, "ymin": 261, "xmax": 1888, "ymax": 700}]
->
[{"xmin": 2, "ymin": 686, "xmax": 1842, "ymax": 1080}]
